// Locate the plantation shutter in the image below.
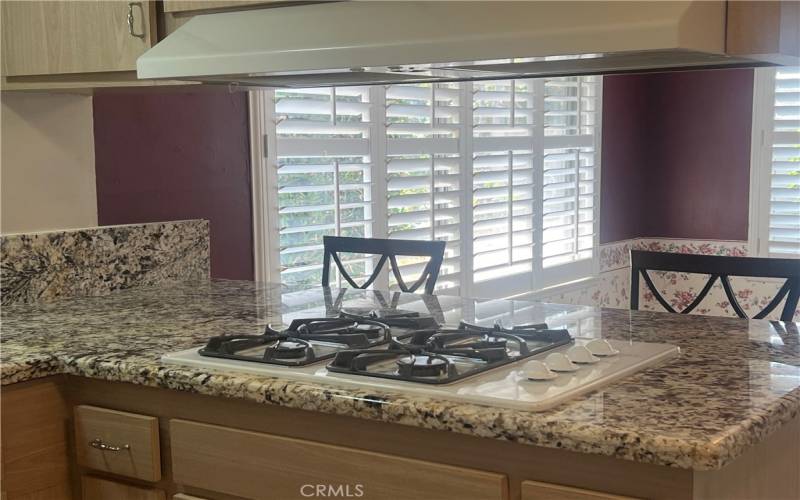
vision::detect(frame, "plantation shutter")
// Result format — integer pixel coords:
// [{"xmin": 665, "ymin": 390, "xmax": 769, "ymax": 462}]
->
[
  {"xmin": 258, "ymin": 75, "xmax": 602, "ymax": 295},
  {"xmin": 273, "ymin": 87, "xmax": 374, "ymax": 288},
  {"xmin": 471, "ymin": 79, "xmax": 537, "ymax": 295},
  {"xmin": 768, "ymin": 68, "xmax": 800, "ymax": 256},
  {"xmin": 384, "ymin": 82, "xmax": 463, "ymax": 291},
  {"xmin": 540, "ymin": 75, "xmax": 600, "ymax": 285}
]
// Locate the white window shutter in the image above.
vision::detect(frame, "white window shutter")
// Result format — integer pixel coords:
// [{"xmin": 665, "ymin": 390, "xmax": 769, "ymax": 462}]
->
[
  {"xmin": 260, "ymin": 74, "xmax": 602, "ymax": 295},
  {"xmin": 769, "ymin": 68, "xmax": 800, "ymax": 256}
]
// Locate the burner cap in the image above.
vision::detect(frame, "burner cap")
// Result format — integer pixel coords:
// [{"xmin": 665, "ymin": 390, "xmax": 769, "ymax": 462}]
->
[
  {"xmin": 396, "ymin": 354, "xmax": 449, "ymax": 378},
  {"xmin": 265, "ymin": 339, "xmax": 310, "ymax": 360}
]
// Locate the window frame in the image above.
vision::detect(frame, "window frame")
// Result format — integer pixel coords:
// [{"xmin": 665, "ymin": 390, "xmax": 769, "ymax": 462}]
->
[{"xmin": 250, "ymin": 78, "xmax": 603, "ymax": 296}]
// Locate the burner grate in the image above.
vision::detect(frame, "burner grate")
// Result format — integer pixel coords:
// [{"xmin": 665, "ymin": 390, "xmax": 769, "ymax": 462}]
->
[
  {"xmin": 199, "ymin": 318, "xmax": 391, "ymax": 366},
  {"xmin": 339, "ymin": 307, "xmax": 440, "ymax": 330},
  {"xmin": 327, "ymin": 321, "xmax": 573, "ymax": 384}
]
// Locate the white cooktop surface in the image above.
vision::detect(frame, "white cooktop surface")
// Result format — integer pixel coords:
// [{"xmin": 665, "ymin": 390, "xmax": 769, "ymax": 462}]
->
[{"xmin": 162, "ymin": 339, "xmax": 679, "ymax": 411}]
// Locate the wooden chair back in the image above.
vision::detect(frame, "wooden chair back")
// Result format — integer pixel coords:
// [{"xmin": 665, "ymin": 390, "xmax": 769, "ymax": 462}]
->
[
  {"xmin": 630, "ymin": 250, "xmax": 800, "ymax": 321},
  {"xmin": 322, "ymin": 236, "xmax": 446, "ymax": 295}
]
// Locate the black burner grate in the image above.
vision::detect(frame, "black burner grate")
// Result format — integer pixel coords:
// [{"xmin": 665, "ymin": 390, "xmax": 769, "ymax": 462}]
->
[
  {"xmin": 327, "ymin": 321, "xmax": 573, "ymax": 384},
  {"xmin": 199, "ymin": 318, "xmax": 391, "ymax": 366}
]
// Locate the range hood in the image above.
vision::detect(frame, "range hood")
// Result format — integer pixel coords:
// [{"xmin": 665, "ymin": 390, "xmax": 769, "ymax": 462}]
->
[{"xmin": 137, "ymin": 1, "xmax": 772, "ymax": 88}]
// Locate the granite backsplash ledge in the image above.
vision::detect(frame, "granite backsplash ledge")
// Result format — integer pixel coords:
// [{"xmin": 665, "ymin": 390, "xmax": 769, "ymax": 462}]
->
[{"xmin": 1, "ymin": 220, "xmax": 210, "ymax": 305}]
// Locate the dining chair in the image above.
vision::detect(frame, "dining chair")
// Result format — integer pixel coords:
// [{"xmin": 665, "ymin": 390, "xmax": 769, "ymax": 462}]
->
[
  {"xmin": 322, "ymin": 236, "xmax": 446, "ymax": 295},
  {"xmin": 630, "ymin": 250, "xmax": 800, "ymax": 321}
]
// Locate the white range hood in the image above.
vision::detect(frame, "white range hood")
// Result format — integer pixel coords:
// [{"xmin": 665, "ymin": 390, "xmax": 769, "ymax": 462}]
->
[{"xmin": 137, "ymin": 1, "xmax": 771, "ymax": 88}]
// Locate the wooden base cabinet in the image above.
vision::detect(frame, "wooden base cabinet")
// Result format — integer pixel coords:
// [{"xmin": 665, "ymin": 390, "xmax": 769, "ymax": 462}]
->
[{"xmin": 4, "ymin": 377, "xmax": 799, "ymax": 500}]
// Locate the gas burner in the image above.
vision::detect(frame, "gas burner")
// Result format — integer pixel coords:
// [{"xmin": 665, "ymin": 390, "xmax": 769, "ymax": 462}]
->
[
  {"xmin": 396, "ymin": 354, "xmax": 451, "ymax": 378},
  {"xmin": 266, "ymin": 338, "xmax": 312, "ymax": 360},
  {"xmin": 199, "ymin": 318, "xmax": 391, "ymax": 367},
  {"xmin": 339, "ymin": 307, "xmax": 440, "ymax": 329}
]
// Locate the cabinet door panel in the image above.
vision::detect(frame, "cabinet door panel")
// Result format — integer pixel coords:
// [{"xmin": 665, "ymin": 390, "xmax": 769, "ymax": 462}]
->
[
  {"xmin": 171, "ymin": 419, "xmax": 508, "ymax": 500},
  {"xmin": 1, "ymin": 1, "xmax": 155, "ymax": 76}
]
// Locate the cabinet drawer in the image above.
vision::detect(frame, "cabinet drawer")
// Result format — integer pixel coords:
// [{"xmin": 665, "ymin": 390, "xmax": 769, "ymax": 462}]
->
[
  {"xmin": 522, "ymin": 480, "xmax": 638, "ymax": 500},
  {"xmin": 82, "ymin": 476, "xmax": 165, "ymax": 500},
  {"xmin": 74, "ymin": 405, "xmax": 161, "ymax": 482},
  {"xmin": 171, "ymin": 419, "xmax": 508, "ymax": 500}
]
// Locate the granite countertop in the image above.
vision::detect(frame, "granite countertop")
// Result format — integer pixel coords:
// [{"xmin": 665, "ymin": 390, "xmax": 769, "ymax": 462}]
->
[{"xmin": 2, "ymin": 279, "xmax": 798, "ymax": 471}]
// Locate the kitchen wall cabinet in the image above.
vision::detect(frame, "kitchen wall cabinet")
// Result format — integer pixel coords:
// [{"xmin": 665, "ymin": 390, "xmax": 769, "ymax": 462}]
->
[
  {"xmin": 1, "ymin": 1, "xmax": 156, "ymax": 77},
  {"xmin": 727, "ymin": 0, "xmax": 800, "ymax": 64}
]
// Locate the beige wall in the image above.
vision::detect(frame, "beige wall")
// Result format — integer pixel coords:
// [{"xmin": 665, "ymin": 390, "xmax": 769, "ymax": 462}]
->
[{"xmin": 1, "ymin": 92, "xmax": 97, "ymax": 234}]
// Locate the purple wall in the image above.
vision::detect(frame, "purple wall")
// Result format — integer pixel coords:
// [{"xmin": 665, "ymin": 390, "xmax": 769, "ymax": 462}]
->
[
  {"xmin": 93, "ymin": 90, "xmax": 253, "ymax": 280},
  {"xmin": 600, "ymin": 69, "xmax": 754, "ymax": 243},
  {"xmin": 599, "ymin": 73, "xmax": 651, "ymax": 243}
]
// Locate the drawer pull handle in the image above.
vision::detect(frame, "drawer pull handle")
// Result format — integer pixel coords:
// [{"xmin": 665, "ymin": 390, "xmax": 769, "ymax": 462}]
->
[{"xmin": 90, "ymin": 438, "xmax": 130, "ymax": 452}]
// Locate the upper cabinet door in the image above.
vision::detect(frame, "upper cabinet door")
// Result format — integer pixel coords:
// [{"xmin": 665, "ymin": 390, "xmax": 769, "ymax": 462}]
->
[{"xmin": 1, "ymin": 1, "xmax": 156, "ymax": 77}]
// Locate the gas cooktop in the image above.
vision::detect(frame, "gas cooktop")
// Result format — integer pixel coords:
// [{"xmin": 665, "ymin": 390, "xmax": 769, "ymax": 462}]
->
[{"xmin": 163, "ymin": 306, "xmax": 680, "ymax": 411}]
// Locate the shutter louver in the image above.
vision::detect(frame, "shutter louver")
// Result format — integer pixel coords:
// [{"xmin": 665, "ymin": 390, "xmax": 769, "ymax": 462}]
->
[
  {"xmin": 769, "ymin": 68, "xmax": 800, "ymax": 256},
  {"xmin": 385, "ymin": 83, "xmax": 462, "ymax": 291},
  {"xmin": 274, "ymin": 87, "xmax": 375, "ymax": 288}
]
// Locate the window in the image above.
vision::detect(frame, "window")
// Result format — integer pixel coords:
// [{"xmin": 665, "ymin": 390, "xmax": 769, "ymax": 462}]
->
[
  {"xmin": 252, "ymin": 76, "xmax": 602, "ymax": 297},
  {"xmin": 750, "ymin": 67, "xmax": 800, "ymax": 257}
]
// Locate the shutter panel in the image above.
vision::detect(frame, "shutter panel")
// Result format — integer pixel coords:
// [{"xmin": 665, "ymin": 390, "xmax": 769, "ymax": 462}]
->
[
  {"xmin": 540, "ymin": 76, "xmax": 599, "ymax": 283},
  {"xmin": 471, "ymin": 79, "xmax": 536, "ymax": 285},
  {"xmin": 385, "ymin": 83, "xmax": 462, "ymax": 291},
  {"xmin": 769, "ymin": 68, "xmax": 800, "ymax": 256},
  {"xmin": 274, "ymin": 87, "xmax": 375, "ymax": 288}
]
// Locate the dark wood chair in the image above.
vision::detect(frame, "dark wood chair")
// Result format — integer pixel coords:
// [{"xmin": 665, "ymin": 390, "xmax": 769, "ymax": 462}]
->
[
  {"xmin": 322, "ymin": 236, "xmax": 446, "ymax": 295},
  {"xmin": 630, "ymin": 250, "xmax": 800, "ymax": 322}
]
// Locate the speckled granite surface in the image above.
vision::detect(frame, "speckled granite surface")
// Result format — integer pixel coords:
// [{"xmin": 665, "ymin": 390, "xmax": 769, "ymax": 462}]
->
[
  {"xmin": 0, "ymin": 220, "xmax": 209, "ymax": 305},
  {"xmin": 1, "ymin": 280, "xmax": 798, "ymax": 470}
]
